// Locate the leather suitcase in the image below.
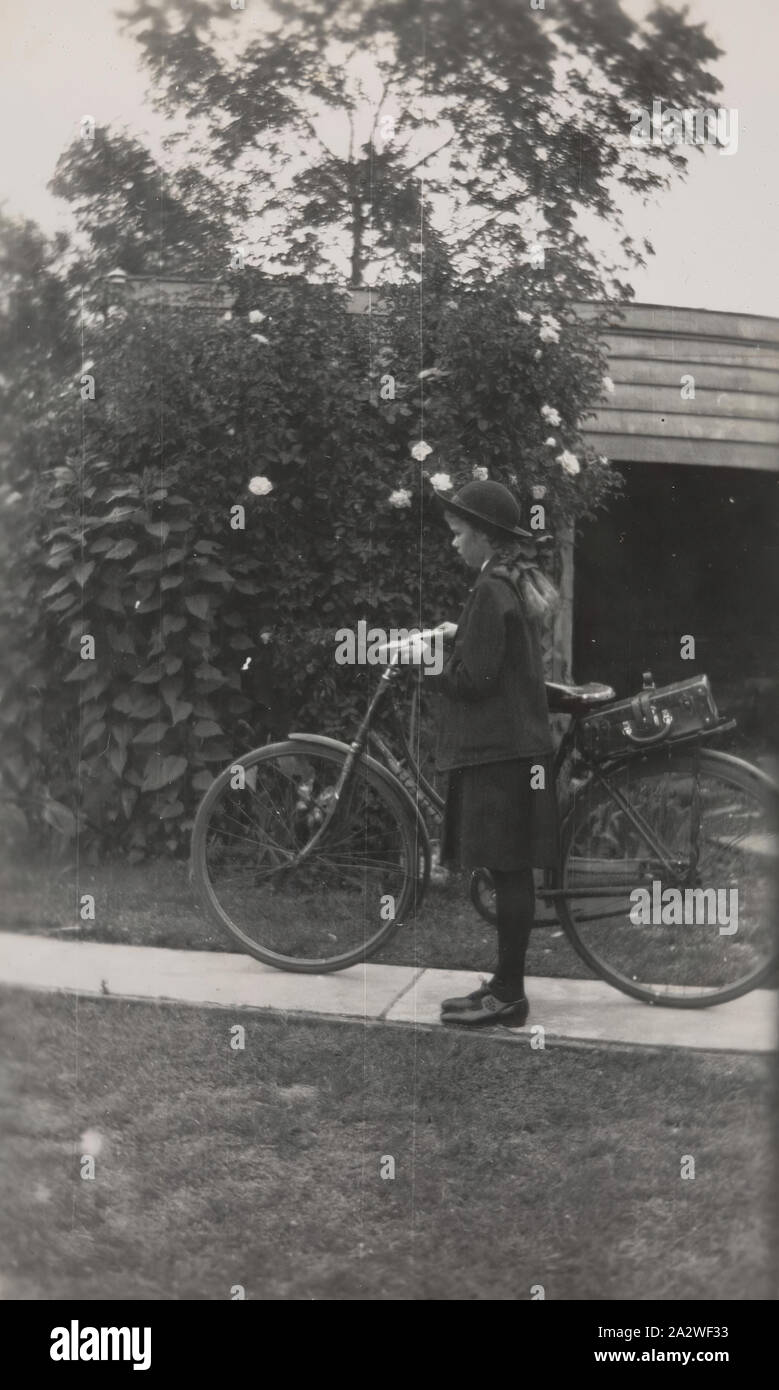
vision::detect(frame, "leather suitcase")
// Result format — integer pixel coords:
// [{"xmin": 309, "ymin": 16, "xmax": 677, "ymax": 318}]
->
[{"xmin": 579, "ymin": 673, "xmax": 720, "ymax": 762}]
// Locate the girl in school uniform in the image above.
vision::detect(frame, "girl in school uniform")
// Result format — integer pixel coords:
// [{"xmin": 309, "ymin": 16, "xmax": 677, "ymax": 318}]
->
[{"xmin": 429, "ymin": 480, "xmax": 560, "ymax": 1027}]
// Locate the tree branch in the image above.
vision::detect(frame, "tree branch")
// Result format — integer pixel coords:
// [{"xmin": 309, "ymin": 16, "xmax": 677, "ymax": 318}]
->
[{"xmin": 405, "ymin": 133, "xmax": 455, "ymax": 174}]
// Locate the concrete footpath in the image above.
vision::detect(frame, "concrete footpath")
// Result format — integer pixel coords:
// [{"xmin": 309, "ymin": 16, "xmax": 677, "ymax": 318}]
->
[{"xmin": 0, "ymin": 931, "xmax": 775, "ymax": 1053}]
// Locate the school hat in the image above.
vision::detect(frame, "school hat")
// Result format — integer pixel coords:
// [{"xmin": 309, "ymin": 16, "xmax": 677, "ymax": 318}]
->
[{"xmin": 433, "ymin": 479, "xmax": 534, "ymax": 541}]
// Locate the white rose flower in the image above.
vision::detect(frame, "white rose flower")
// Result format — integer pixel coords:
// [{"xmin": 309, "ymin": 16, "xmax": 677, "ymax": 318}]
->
[
  {"xmin": 471, "ymin": 465, "xmax": 489, "ymax": 481},
  {"xmin": 532, "ymin": 485, "xmax": 547, "ymax": 499},
  {"xmin": 430, "ymin": 472, "xmax": 453, "ymax": 490},
  {"xmin": 411, "ymin": 440, "xmax": 433, "ymax": 462},
  {"xmin": 544, "ymin": 436, "xmax": 557, "ymax": 447},
  {"xmin": 602, "ymin": 376, "xmax": 615, "ymax": 394},
  {"xmin": 533, "ymin": 349, "xmax": 542, "ymax": 360},
  {"xmin": 251, "ymin": 334, "xmax": 270, "ymax": 345},
  {"xmin": 541, "ymin": 405, "xmax": 562, "ymax": 426},
  {"xmin": 598, "ymin": 455, "xmax": 609, "ymax": 465},
  {"xmin": 222, "ymin": 311, "xmax": 233, "ymax": 322},
  {"xmin": 389, "ymin": 488, "xmax": 412, "ymax": 508},
  {"xmin": 539, "ymin": 325, "xmax": 560, "ymax": 344},
  {"xmin": 248, "ymin": 476, "xmax": 273, "ymax": 496},
  {"xmin": 515, "ymin": 310, "xmax": 533, "ymax": 324},
  {"xmin": 249, "ymin": 309, "xmax": 266, "ymax": 323},
  {"xmin": 557, "ymin": 451, "xmax": 580, "ymax": 476}
]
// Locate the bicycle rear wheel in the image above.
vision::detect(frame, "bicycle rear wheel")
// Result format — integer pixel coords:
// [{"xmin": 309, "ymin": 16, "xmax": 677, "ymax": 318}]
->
[
  {"xmin": 190, "ymin": 739, "xmax": 424, "ymax": 971},
  {"xmin": 558, "ymin": 747, "xmax": 779, "ymax": 1006}
]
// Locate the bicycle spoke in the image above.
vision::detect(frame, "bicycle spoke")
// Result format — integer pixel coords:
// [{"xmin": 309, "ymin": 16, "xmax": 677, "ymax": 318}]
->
[
  {"xmin": 192, "ymin": 743, "xmax": 419, "ymax": 969},
  {"xmin": 560, "ymin": 752, "xmax": 778, "ymax": 1004}
]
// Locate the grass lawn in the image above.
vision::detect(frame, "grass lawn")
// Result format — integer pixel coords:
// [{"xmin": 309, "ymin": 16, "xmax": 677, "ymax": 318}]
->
[
  {"xmin": 0, "ymin": 847, "xmax": 592, "ymax": 980},
  {"xmin": 0, "ymin": 987, "xmax": 776, "ymax": 1301}
]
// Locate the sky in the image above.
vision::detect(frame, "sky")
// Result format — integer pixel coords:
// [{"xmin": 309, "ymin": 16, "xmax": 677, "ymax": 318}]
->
[{"xmin": 1, "ymin": 0, "xmax": 777, "ymax": 318}]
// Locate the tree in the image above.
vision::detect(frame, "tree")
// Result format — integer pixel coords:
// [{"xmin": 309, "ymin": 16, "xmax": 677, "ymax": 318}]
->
[{"xmin": 63, "ymin": 0, "xmax": 727, "ymax": 295}]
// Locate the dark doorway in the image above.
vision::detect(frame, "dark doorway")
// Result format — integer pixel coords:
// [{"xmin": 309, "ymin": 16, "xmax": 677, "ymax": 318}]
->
[{"xmin": 574, "ymin": 463, "xmax": 779, "ymax": 746}]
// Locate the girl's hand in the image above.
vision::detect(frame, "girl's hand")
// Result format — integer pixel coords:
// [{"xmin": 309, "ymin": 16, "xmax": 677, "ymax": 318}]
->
[{"xmin": 433, "ymin": 622, "xmax": 458, "ymax": 642}]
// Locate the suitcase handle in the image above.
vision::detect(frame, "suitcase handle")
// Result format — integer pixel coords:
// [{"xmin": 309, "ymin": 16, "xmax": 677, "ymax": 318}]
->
[{"xmin": 621, "ymin": 709, "xmax": 673, "ymax": 746}]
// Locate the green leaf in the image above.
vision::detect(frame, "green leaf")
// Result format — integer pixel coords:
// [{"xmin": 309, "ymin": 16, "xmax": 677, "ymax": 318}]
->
[
  {"xmin": 133, "ymin": 722, "xmax": 169, "ymax": 744},
  {"xmin": 128, "ymin": 556, "xmax": 164, "ymax": 576},
  {"xmin": 104, "ymin": 538, "xmax": 138, "ymax": 561},
  {"xmin": 109, "ymin": 744, "xmax": 127, "ymax": 777},
  {"xmin": 65, "ymin": 661, "xmax": 98, "ymax": 682},
  {"xmin": 196, "ymin": 562, "xmax": 233, "ymax": 585},
  {"xmin": 193, "ymin": 719, "xmax": 223, "ymax": 737},
  {"xmin": 81, "ymin": 720, "xmax": 107, "ymax": 751},
  {"xmin": 160, "ymin": 574, "xmax": 183, "ymax": 591},
  {"xmin": 73, "ymin": 561, "xmax": 95, "ymax": 587},
  {"xmin": 41, "ymin": 799, "xmax": 78, "ymax": 839},
  {"xmin": 160, "ymin": 677, "xmax": 184, "ymax": 706},
  {"xmin": 162, "ymin": 614, "xmax": 186, "ymax": 635},
  {"xmin": 43, "ymin": 575, "xmax": 73, "ymax": 599},
  {"xmin": 113, "ymin": 691, "xmax": 160, "ymax": 718},
  {"xmin": 104, "ymin": 485, "xmax": 141, "ymax": 502},
  {"xmin": 49, "ymin": 593, "xmax": 80, "ymax": 613},
  {"xmin": 169, "ymin": 700, "xmax": 193, "ymax": 725},
  {"xmin": 184, "ymin": 594, "xmax": 210, "ymax": 620},
  {"xmin": 145, "ymin": 521, "xmax": 170, "ymax": 544},
  {"xmin": 191, "ymin": 770, "xmax": 214, "ymax": 791},
  {"xmin": 199, "ymin": 739, "xmax": 233, "ymax": 762},
  {"xmin": 140, "ymin": 754, "xmax": 188, "ymax": 792},
  {"xmin": 81, "ymin": 673, "xmax": 109, "ymax": 701},
  {"xmin": 45, "ymin": 547, "xmax": 75, "ymax": 570},
  {"xmin": 136, "ymin": 665, "xmax": 164, "ymax": 684}
]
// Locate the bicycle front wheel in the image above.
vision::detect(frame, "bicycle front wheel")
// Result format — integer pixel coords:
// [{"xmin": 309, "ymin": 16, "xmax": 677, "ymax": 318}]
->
[
  {"xmin": 558, "ymin": 747, "xmax": 779, "ymax": 1006},
  {"xmin": 190, "ymin": 739, "xmax": 424, "ymax": 971}
]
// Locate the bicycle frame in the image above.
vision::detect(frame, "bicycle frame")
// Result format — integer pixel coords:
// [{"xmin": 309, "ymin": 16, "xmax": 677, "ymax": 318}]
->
[{"xmin": 283, "ymin": 649, "xmax": 738, "ymax": 905}]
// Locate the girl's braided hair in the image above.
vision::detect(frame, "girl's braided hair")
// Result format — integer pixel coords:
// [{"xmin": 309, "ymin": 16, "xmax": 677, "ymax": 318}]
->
[{"xmin": 485, "ymin": 533, "xmax": 559, "ymax": 625}]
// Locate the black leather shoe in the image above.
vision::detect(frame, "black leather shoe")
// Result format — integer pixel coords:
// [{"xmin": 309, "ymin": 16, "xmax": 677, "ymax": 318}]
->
[
  {"xmin": 440, "ymin": 979, "xmax": 494, "ymax": 1014},
  {"xmin": 441, "ymin": 991, "xmax": 529, "ymax": 1028}
]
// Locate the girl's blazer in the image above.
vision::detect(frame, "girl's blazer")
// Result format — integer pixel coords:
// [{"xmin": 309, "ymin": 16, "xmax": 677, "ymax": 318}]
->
[{"xmin": 432, "ymin": 556, "xmax": 554, "ymax": 772}]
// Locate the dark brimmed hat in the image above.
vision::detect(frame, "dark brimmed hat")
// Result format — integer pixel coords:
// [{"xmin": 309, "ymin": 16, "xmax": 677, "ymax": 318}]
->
[{"xmin": 433, "ymin": 479, "xmax": 534, "ymax": 541}]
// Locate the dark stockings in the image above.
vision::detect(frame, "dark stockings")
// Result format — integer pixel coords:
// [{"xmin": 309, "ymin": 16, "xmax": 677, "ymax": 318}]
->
[{"xmin": 489, "ymin": 865, "xmax": 535, "ymax": 1001}]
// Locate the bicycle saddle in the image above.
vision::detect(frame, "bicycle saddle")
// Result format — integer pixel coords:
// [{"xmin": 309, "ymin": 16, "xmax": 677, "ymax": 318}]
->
[{"xmin": 545, "ymin": 680, "xmax": 615, "ymax": 714}]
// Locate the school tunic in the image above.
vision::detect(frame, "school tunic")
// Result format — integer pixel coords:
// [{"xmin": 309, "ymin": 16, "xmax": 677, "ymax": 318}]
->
[{"xmin": 432, "ymin": 556, "xmax": 559, "ymax": 870}]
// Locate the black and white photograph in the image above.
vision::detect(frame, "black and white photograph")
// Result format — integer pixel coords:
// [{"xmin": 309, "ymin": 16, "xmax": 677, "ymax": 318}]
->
[{"xmin": 0, "ymin": 0, "xmax": 777, "ymax": 1329}]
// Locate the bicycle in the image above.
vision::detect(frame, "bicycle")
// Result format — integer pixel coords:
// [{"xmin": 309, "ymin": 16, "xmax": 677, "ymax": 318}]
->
[{"xmin": 190, "ymin": 634, "xmax": 779, "ymax": 1008}]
